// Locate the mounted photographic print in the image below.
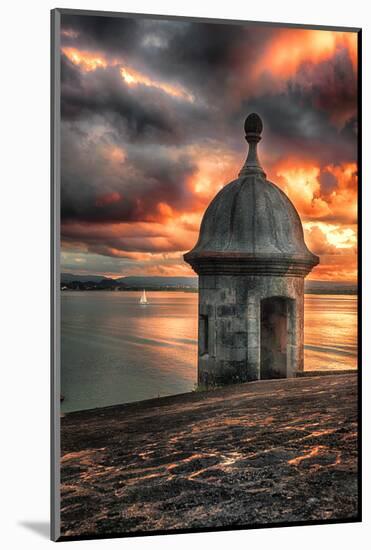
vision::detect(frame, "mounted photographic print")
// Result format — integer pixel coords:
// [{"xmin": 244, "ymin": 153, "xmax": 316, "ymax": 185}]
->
[{"xmin": 51, "ymin": 8, "xmax": 361, "ymax": 541}]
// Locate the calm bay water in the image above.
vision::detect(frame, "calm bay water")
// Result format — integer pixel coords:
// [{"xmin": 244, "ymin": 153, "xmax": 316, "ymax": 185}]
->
[{"xmin": 61, "ymin": 291, "xmax": 357, "ymax": 412}]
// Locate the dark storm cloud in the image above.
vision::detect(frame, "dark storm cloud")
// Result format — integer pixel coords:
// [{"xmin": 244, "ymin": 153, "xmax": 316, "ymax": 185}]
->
[
  {"xmin": 61, "ymin": 14, "xmax": 142, "ymax": 56},
  {"xmin": 60, "ymin": 121, "xmax": 197, "ymax": 224},
  {"xmin": 60, "ymin": 51, "xmax": 223, "ymax": 149},
  {"xmin": 60, "ymin": 16, "xmax": 277, "ymax": 149},
  {"xmin": 61, "ymin": 15, "xmax": 257, "ymax": 91},
  {"xmin": 60, "ymin": 20, "xmax": 357, "ymax": 157},
  {"xmin": 61, "ymin": 225, "xmax": 191, "ymax": 255},
  {"xmin": 243, "ymin": 88, "xmax": 356, "ymax": 167},
  {"xmin": 297, "ymin": 48, "xmax": 357, "ymax": 126},
  {"xmin": 61, "ymin": 55, "xmax": 180, "ymax": 143},
  {"xmin": 137, "ymin": 22, "xmax": 268, "ymax": 96}
]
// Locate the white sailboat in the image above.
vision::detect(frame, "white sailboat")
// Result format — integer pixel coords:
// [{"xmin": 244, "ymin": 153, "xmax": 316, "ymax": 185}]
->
[{"xmin": 139, "ymin": 289, "xmax": 148, "ymax": 305}]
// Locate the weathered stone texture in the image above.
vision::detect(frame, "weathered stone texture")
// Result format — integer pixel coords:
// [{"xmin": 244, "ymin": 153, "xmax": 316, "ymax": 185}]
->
[
  {"xmin": 196, "ymin": 274, "xmax": 305, "ymax": 386},
  {"xmin": 60, "ymin": 374, "xmax": 358, "ymax": 538}
]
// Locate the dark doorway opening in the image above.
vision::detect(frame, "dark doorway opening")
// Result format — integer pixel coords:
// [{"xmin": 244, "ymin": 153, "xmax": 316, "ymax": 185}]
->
[
  {"xmin": 261, "ymin": 297, "xmax": 288, "ymax": 379},
  {"xmin": 199, "ymin": 314, "xmax": 209, "ymax": 356}
]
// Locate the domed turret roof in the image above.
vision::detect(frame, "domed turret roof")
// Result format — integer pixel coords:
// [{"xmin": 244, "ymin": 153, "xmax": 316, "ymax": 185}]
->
[{"xmin": 184, "ymin": 114, "xmax": 319, "ymax": 276}]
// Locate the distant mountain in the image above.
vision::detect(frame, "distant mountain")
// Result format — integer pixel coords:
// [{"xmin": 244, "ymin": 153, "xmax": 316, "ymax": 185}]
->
[
  {"xmin": 60, "ymin": 274, "xmax": 198, "ymax": 291},
  {"xmin": 61, "ymin": 273, "xmax": 356, "ymax": 294},
  {"xmin": 117, "ymin": 276, "xmax": 198, "ymax": 288},
  {"xmin": 304, "ymin": 280, "xmax": 357, "ymax": 295}
]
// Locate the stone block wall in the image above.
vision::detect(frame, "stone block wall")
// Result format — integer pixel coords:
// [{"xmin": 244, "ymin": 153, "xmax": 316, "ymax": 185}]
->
[{"xmin": 198, "ymin": 274, "xmax": 304, "ymax": 387}]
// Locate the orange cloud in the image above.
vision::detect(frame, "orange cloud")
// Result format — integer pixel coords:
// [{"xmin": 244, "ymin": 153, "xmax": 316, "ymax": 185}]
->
[
  {"xmin": 250, "ymin": 29, "xmax": 357, "ymax": 88},
  {"xmin": 104, "ymin": 146, "xmax": 126, "ymax": 164},
  {"xmin": 138, "ymin": 262, "xmax": 194, "ymax": 277},
  {"xmin": 260, "ymin": 158, "xmax": 357, "ymax": 281},
  {"xmin": 271, "ymin": 159, "xmax": 357, "ymax": 224},
  {"xmin": 274, "ymin": 160, "xmax": 330, "ymax": 219},
  {"xmin": 62, "ymin": 217, "xmax": 199, "ymax": 256},
  {"xmin": 307, "ymin": 253, "xmax": 357, "ymax": 281},
  {"xmin": 323, "ymin": 163, "xmax": 358, "ymax": 223},
  {"xmin": 62, "ymin": 47, "xmax": 109, "ymax": 71},
  {"xmin": 302, "ymin": 220, "xmax": 357, "ymax": 282},
  {"xmin": 156, "ymin": 202, "xmax": 174, "ymax": 219},
  {"xmin": 120, "ymin": 67, "xmax": 194, "ymax": 103},
  {"xmin": 304, "ymin": 222, "xmax": 356, "ymax": 252},
  {"xmin": 184, "ymin": 143, "xmax": 240, "ymax": 211},
  {"xmin": 62, "ymin": 46, "xmax": 195, "ymax": 103}
]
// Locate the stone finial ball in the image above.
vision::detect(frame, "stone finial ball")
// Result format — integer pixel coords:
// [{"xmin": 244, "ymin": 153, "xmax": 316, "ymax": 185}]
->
[{"xmin": 244, "ymin": 113, "xmax": 263, "ymax": 135}]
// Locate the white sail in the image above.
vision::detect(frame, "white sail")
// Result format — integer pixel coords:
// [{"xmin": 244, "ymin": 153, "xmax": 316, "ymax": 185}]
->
[{"xmin": 139, "ymin": 289, "xmax": 148, "ymax": 305}]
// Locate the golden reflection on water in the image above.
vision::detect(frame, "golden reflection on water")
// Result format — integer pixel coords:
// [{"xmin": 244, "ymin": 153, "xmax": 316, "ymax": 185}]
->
[
  {"xmin": 304, "ymin": 294, "xmax": 357, "ymax": 370},
  {"xmin": 61, "ymin": 292, "xmax": 357, "ymax": 412}
]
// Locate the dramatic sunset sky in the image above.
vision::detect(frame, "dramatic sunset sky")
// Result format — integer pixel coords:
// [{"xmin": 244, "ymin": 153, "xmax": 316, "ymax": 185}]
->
[{"xmin": 60, "ymin": 14, "xmax": 358, "ymax": 281}]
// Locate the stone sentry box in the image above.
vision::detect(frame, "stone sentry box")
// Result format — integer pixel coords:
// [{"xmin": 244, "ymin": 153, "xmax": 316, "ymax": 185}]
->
[{"xmin": 184, "ymin": 114, "xmax": 319, "ymax": 387}]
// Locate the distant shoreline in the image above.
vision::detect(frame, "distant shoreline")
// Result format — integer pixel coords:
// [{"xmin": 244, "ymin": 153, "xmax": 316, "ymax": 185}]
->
[
  {"xmin": 60, "ymin": 274, "xmax": 357, "ymax": 295},
  {"xmin": 61, "ymin": 287, "xmax": 357, "ymax": 295}
]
